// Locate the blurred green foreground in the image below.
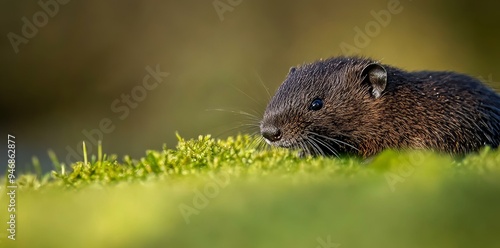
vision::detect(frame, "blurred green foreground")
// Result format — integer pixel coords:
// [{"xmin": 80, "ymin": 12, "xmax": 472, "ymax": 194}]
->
[{"xmin": 1, "ymin": 135, "xmax": 500, "ymax": 248}]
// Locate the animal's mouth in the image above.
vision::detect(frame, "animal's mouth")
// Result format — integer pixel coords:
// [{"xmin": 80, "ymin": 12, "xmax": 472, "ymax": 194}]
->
[
  {"xmin": 264, "ymin": 138, "xmax": 296, "ymax": 149},
  {"xmin": 264, "ymin": 136, "xmax": 327, "ymax": 155},
  {"xmin": 261, "ymin": 121, "xmax": 356, "ymax": 156}
]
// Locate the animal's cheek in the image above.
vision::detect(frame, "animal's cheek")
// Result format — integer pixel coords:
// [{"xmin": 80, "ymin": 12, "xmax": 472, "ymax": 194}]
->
[{"xmin": 312, "ymin": 111, "xmax": 336, "ymax": 124}]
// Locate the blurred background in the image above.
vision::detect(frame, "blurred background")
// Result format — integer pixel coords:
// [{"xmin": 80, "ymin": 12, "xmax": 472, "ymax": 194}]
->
[{"xmin": 1, "ymin": 0, "xmax": 499, "ymax": 172}]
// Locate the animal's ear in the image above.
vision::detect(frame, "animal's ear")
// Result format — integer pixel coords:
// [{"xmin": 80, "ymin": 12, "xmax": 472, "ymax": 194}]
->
[
  {"xmin": 289, "ymin": 67, "xmax": 297, "ymax": 74},
  {"xmin": 361, "ymin": 63, "xmax": 387, "ymax": 99}
]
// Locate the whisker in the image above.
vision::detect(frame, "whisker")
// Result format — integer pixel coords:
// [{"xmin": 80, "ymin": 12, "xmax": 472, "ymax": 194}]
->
[
  {"xmin": 206, "ymin": 108, "xmax": 261, "ymax": 122},
  {"xmin": 248, "ymin": 134, "xmax": 265, "ymax": 150},
  {"xmin": 298, "ymin": 140, "xmax": 309, "ymax": 156},
  {"xmin": 254, "ymin": 70, "xmax": 272, "ymax": 101},
  {"xmin": 305, "ymin": 137, "xmax": 324, "ymax": 156},
  {"xmin": 308, "ymin": 135, "xmax": 339, "ymax": 157},
  {"xmin": 303, "ymin": 139, "xmax": 315, "ymax": 156},
  {"xmin": 318, "ymin": 138, "xmax": 340, "ymax": 158},
  {"xmin": 309, "ymin": 132, "xmax": 359, "ymax": 151},
  {"xmin": 212, "ymin": 123, "xmax": 260, "ymax": 140},
  {"xmin": 249, "ymin": 133, "xmax": 268, "ymax": 152},
  {"xmin": 229, "ymin": 84, "xmax": 266, "ymax": 111}
]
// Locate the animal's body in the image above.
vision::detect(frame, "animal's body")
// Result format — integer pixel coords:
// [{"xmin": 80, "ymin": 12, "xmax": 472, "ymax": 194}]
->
[{"xmin": 260, "ymin": 57, "xmax": 500, "ymax": 157}]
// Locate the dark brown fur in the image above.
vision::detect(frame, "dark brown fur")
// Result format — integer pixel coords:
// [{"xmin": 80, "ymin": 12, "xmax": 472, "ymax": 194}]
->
[{"xmin": 260, "ymin": 56, "xmax": 500, "ymax": 157}]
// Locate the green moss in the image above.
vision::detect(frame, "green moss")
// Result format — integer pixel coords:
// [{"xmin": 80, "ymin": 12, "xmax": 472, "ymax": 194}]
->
[{"xmin": 1, "ymin": 135, "xmax": 500, "ymax": 248}]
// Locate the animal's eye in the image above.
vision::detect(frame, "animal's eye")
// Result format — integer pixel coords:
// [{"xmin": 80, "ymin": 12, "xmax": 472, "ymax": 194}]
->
[{"xmin": 309, "ymin": 98, "xmax": 323, "ymax": 111}]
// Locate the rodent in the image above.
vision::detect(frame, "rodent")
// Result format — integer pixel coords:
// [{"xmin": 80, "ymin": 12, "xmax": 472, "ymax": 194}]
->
[{"xmin": 260, "ymin": 56, "xmax": 500, "ymax": 157}]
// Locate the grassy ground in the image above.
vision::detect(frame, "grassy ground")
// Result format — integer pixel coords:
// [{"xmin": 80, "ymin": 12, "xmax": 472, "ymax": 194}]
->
[{"xmin": 2, "ymin": 135, "xmax": 500, "ymax": 248}]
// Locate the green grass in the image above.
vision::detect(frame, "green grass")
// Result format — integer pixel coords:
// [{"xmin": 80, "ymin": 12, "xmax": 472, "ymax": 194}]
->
[{"xmin": 2, "ymin": 135, "xmax": 500, "ymax": 248}]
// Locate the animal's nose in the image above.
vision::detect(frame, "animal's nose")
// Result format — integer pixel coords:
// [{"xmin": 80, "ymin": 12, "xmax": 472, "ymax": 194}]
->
[{"xmin": 261, "ymin": 126, "xmax": 282, "ymax": 142}]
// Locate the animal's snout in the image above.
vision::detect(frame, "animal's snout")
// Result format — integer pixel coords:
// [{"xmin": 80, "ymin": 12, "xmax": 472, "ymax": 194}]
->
[{"xmin": 261, "ymin": 125, "xmax": 282, "ymax": 143}]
